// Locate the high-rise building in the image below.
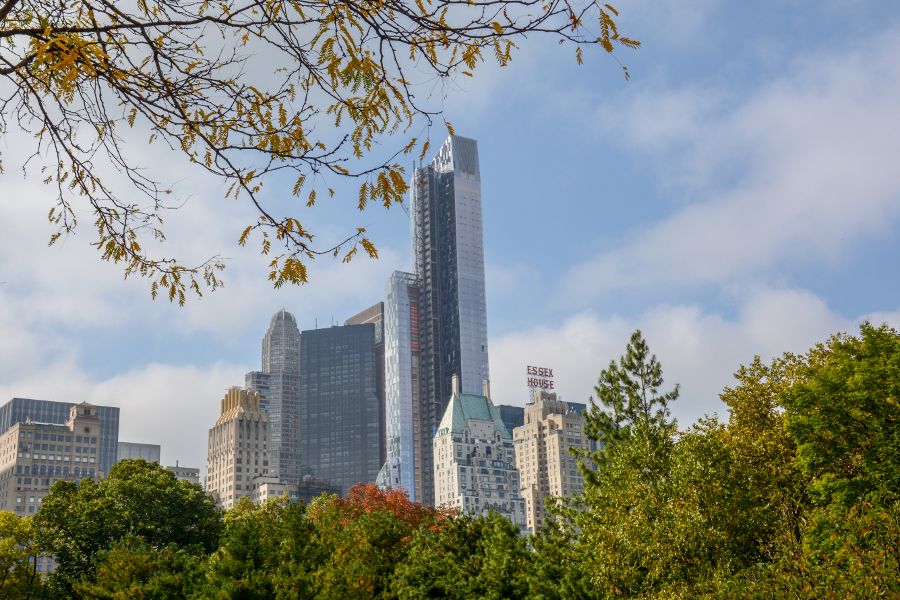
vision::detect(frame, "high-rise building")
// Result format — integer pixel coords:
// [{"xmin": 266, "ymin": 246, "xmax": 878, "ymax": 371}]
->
[
  {"xmin": 497, "ymin": 405, "xmax": 525, "ymax": 435},
  {"xmin": 346, "ymin": 302, "xmax": 386, "ymax": 466},
  {"xmin": 250, "ymin": 309, "xmax": 301, "ymax": 484},
  {"xmin": 0, "ymin": 397, "xmax": 120, "ymax": 477},
  {"xmin": 299, "ymin": 324, "xmax": 381, "ymax": 494},
  {"xmin": 117, "ymin": 441, "xmax": 161, "ymax": 463},
  {"xmin": 205, "ymin": 387, "xmax": 270, "ymax": 509},
  {"xmin": 244, "ymin": 371, "xmax": 271, "ymax": 413},
  {"xmin": 412, "ymin": 135, "xmax": 490, "ymax": 505},
  {"xmin": 433, "ymin": 376, "xmax": 525, "ymax": 529},
  {"xmin": 0, "ymin": 402, "xmax": 103, "ymax": 514},
  {"xmin": 512, "ymin": 390, "xmax": 588, "ymax": 533},
  {"xmin": 380, "ymin": 271, "xmax": 422, "ymax": 500}
]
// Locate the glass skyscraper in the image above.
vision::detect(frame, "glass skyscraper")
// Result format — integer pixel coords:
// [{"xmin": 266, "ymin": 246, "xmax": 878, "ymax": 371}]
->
[
  {"xmin": 248, "ymin": 309, "xmax": 301, "ymax": 484},
  {"xmin": 0, "ymin": 397, "xmax": 120, "ymax": 476},
  {"xmin": 299, "ymin": 324, "xmax": 381, "ymax": 494},
  {"xmin": 381, "ymin": 271, "xmax": 421, "ymax": 500},
  {"xmin": 411, "ymin": 135, "xmax": 490, "ymax": 505}
]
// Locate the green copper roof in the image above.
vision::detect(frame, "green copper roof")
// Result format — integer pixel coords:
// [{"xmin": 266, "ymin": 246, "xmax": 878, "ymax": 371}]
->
[{"xmin": 436, "ymin": 392, "xmax": 511, "ymax": 439}]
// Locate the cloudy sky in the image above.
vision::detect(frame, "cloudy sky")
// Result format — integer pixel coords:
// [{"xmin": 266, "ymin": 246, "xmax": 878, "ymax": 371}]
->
[{"xmin": 2, "ymin": 0, "xmax": 899, "ymax": 471}]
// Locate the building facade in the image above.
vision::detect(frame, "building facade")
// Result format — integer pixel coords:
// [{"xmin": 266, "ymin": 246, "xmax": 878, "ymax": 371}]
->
[
  {"xmin": 299, "ymin": 324, "xmax": 381, "ymax": 494},
  {"xmin": 248, "ymin": 309, "xmax": 301, "ymax": 484},
  {"xmin": 117, "ymin": 441, "xmax": 161, "ymax": 463},
  {"xmin": 433, "ymin": 377, "xmax": 525, "ymax": 529},
  {"xmin": 166, "ymin": 462, "xmax": 200, "ymax": 486},
  {"xmin": 380, "ymin": 271, "xmax": 422, "ymax": 500},
  {"xmin": 346, "ymin": 302, "xmax": 387, "ymax": 466},
  {"xmin": 412, "ymin": 135, "xmax": 490, "ymax": 505},
  {"xmin": 205, "ymin": 387, "xmax": 269, "ymax": 509},
  {"xmin": 497, "ymin": 405, "xmax": 525, "ymax": 435},
  {"xmin": 0, "ymin": 402, "xmax": 102, "ymax": 514},
  {"xmin": 0, "ymin": 397, "xmax": 120, "ymax": 477},
  {"xmin": 513, "ymin": 390, "xmax": 588, "ymax": 533}
]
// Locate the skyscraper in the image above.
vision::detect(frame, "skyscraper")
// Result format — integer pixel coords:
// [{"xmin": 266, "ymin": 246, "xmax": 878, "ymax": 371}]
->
[
  {"xmin": 206, "ymin": 387, "xmax": 269, "ymax": 509},
  {"xmin": 412, "ymin": 135, "xmax": 490, "ymax": 505},
  {"xmin": 248, "ymin": 309, "xmax": 302, "ymax": 484},
  {"xmin": 345, "ymin": 302, "xmax": 386, "ymax": 465},
  {"xmin": 0, "ymin": 397, "xmax": 120, "ymax": 477},
  {"xmin": 299, "ymin": 324, "xmax": 381, "ymax": 494},
  {"xmin": 380, "ymin": 271, "xmax": 421, "ymax": 500}
]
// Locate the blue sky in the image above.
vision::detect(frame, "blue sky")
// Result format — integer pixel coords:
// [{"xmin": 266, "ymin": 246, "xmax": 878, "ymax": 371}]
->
[{"xmin": 2, "ymin": 0, "xmax": 900, "ymax": 469}]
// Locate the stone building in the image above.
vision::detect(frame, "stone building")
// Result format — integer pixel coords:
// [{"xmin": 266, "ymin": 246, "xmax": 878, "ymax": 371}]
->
[
  {"xmin": 205, "ymin": 387, "xmax": 269, "ymax": 509},
  {"xmin": 513, "ymin": 390, "xmax": 588, "ymax": 533},
  {"xmin": 433, "ymin": 376, "xmax": 525, "ymax": 529},
  {"xmin": 0, "ymin": 402, "xmax": 102, "ymax": 514}
]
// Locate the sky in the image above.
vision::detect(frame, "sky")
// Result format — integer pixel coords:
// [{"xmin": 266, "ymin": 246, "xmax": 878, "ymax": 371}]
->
[{"xmin": 2, "ymin": 0, "xmax": 900, "ymax": 471}]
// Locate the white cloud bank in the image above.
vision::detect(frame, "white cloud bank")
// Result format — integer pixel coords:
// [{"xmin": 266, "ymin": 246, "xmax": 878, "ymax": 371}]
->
[
  {"xmin": 490, "ymin": 287, "xmax": 900, "ymax": 426},
  {"xmin": 563, "ymin": 29, "xmax": 900, "ymax": 300}
]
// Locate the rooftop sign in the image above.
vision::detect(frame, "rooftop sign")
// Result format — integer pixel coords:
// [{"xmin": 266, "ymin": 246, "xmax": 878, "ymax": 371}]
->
[{"xmin": 526, "ymin": 365, "xmax": 555, "ymax": 390}]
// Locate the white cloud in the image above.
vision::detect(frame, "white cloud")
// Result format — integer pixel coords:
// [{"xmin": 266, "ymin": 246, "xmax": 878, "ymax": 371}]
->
[
  {"xmin": 489, "ymin": 288, "xmax": 882, "ymax": 426},
  {"xmin": 564, "ymin": 29, "xmax": 900, "ymax": 300}
]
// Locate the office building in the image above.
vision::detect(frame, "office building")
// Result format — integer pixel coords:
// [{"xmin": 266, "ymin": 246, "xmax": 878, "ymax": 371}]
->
[
  {"xmin": 117, "ymin": 441, "xmax": 161, "ymax": 463},
  {"xmin": 513, "ymin": 390, "xmax": 588, "ymax": 533},
  {"xmin": 433, "ymin": 377, "xmax": 525, "ymax": 529},
  {"xmin": 0, "ymin": 402, "xmax": 102, "ymax": 513},
  {"xmin": 412, "ymin": 135, "xmax": 490, "ymax": 505},
  {"xmin": 299, "ymin": 324, "xmax": 381, "ymax": 494},
  {"xmin": 0, "ymin": 397, "xmax": 120, "ymax": 477},
  {"xmin": 247, "ymin": 309, "xmax": 301, "ymax": 484},
  {"xmin": 205, "ymin": 387, "xmax": 269, "ymax": 509},
  {"xmin": 497, "ymin": 405, "xmax": 525, "ymax": 435},
  {"xmin": 244, "ymin": 371, "xmax": 271, "ymax": 413},
  {"xmin": 251, "ymin": 474, "xmax": 340, "ymax": 504},
  {"xmin": 166, "ymin": 462, "xmax": 201, "ymax": 486},
  {"xmin": 380, "ymin": 271, "xmax": 422, "ymax": 500},
  {"xmin": 346, "ymin": 302, "xmax": 387, "ymax": 465}
]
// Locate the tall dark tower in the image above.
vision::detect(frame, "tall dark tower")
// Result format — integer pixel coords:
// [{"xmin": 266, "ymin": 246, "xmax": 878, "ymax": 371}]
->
[{"xmin": 412, "ymin": 135, "xmax": 490, "ymax": 505}]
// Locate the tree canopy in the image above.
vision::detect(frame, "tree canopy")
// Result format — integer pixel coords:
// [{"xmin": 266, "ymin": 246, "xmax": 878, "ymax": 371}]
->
[
  {"xmin": 4, "ymin": 325, "xmax": 897, "ymax": 598},
  {"xmin": 1, "ymin": 0, "xmax": 638, "ymax": 302}
]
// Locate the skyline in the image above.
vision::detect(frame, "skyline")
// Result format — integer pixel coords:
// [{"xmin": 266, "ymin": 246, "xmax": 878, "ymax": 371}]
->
[{"xmin": 2, "ymin": 0, "xmax": 900, "ymax": 473}]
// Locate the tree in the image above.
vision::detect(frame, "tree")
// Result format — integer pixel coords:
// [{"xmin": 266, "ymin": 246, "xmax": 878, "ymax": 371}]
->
[
  {"xmin": 304, "ymin": 483, "xmax": 443, "ymax": 599},
  {"xmin": 33, "ymin": 459, "xmax": 222, "ymax": 591},
  {"xmin": 0, "ymin": 512, "xmax": 42, "ymax": 598},
  {"xmin": 389, "ymin": 512, "xmax": 533, "ymax": 600},
  {"xmin": 1, "ymin": 0, "xmax": 638, "ymax": 302},
  {"xmin": 587, "ymin": 329, "xmax": 679, "ymax": 449}
]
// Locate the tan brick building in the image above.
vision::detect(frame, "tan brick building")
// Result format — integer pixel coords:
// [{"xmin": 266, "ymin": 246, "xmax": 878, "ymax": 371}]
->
[
  {"xmin": 0, "ymin": 402, "xmax": 102, "ymax": 515},
  {"xmin": 205, "ymin": 387, "xmax": 269, "ymax": 509},
  {"xmin": 513, "ymin": 390, "xmax": 588, "ymax": 533}
]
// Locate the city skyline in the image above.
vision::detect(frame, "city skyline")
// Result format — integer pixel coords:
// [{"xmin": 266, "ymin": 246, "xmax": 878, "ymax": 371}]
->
[{"xmin": 2, "ymin": 1, "xmax": 900, "ymax": 476}]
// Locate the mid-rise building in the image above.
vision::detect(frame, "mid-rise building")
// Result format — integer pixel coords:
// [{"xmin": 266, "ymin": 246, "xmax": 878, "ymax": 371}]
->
[
  {"xmin": 346, "ymin": 302, "xmax": 387, "ymax": 466},
  {"xmin": 166, "ymin": 462, "xmax": 200, "ymax": 486},
  {"xmin": 513, "ymin": 390, "xmax": 588, "ymax": 533},
  {"xmin": 251, "ymin": 474, "xmax": 340, "ymax": 504},
  {"xmin": 117, "ymin": 441, "xmax": 161, "ymax": 463},
  {"xmin": 0, "ymin": 397, "xmax": 120, "ymax": 477},
  {"xmin": 412, "ymin": 135, "xmax": 490, "ymax": 505},
  {"xmin": 380, "ymin": 271, "xmax": 422, "ymax": 500},
  {"xmin": 433, "ymin": 376, "xmax": 525, "ymax": 529},
  {"xmin": 0, "ymin": 402, "xmax": 102, "ymax": 514},
  {"xmin": 248, "ymin": 309, "xmax": 301, "ymax": 484},
  {"xmin": 299, "ymin": 324, "xmax": 381, "ymax": 494},
  {"xmin": 206, "ymin": 387, "xmax": 269, "ymax": 509}
]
